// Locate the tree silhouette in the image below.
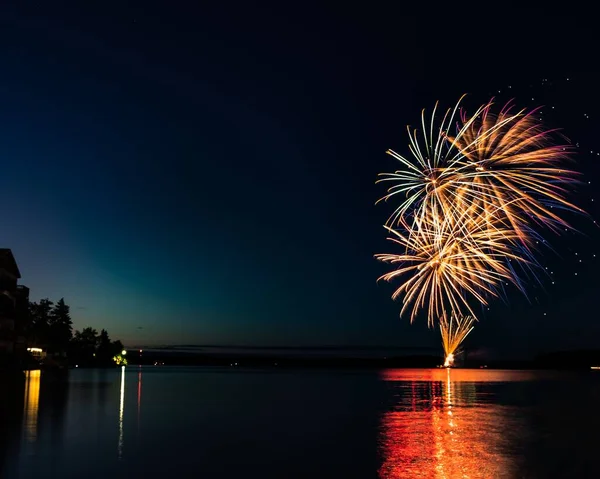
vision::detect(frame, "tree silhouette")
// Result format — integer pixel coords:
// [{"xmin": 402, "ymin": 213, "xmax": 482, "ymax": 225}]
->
[
  {"xmin": 30, "ymin": 299, "xmax": 54, "ymax": 346},
  {"xmin": 49, "ymin": 298, "xmax": 73, "ymax": 352},
  {"xmin": 96, "ymin": 329, "xmax": 112, "ymax": 363},
  {"xmin": 26, "ymin": 297, "xmax": 126, "ymax": 367},
  {"xmin": 70, "ymin": 327, "xmax": 98, "ymax": 364}
]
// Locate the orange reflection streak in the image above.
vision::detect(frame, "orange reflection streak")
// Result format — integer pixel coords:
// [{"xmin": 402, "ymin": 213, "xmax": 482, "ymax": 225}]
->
[
  {"xmin": 379, "ymin": 369, "xmax": 520, "ymax": 478},
  {"xmin": 381, "ymin": 368, "xmax": 544, "ymax": 383},
  {"xmin": 23, "ymin": 370, "xmax": 41, "ymax": 444}
]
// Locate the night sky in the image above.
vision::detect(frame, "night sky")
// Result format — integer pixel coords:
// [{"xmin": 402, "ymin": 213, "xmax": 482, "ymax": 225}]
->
[{"xmin": 2, "ymin": 6, "xmax": 599, "ymax": 358}]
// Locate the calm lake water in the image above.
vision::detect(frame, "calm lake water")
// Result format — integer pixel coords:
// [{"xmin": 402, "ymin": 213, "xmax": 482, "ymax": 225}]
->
[{"xmin": 1, "ymin": 367, "xmax": 600, "ymax": 478}]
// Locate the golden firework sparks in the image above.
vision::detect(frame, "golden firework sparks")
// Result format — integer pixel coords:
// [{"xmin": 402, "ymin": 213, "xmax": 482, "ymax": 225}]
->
[
  {"xmin": 376, "ymin": 204, "xmax": 528, "ymax": 326},
  {"xmin": 377, "ymin": 97, "xmax": 582, "ymax": 239},
  {"xmin": 375, "ymin": 97, "xmax": 585, "ymax": 339}
]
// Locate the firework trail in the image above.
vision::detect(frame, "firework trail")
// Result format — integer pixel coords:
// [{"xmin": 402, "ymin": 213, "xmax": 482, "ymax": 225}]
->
[{"xmin": 439, "ymin": 312, "xmax": 476, "ymax": 367}]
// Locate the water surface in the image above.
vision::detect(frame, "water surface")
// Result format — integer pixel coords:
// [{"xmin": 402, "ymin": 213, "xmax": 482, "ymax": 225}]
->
[{"xmin": 1, "ymin": 367, "xmax": 599, "ymax": 478}]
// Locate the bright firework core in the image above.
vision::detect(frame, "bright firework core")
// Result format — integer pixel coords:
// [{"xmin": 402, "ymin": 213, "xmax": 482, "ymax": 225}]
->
[{"xmin": 444, "ymin": 353, "xmax": 455, "ymax": 368}]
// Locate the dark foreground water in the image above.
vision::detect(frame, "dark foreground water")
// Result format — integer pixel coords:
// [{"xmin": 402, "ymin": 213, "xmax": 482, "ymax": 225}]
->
[{"xmin": 2, "ymin": 367, "xmax": 600, "ymax": 478}]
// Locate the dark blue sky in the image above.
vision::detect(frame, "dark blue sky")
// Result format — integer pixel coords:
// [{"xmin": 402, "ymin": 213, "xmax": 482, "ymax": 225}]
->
[{"xmin": 2, "ymin": 6, "xmax": 599, "ymax": 357}]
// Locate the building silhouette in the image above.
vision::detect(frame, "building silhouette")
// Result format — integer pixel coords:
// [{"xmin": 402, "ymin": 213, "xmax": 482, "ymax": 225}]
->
[{"xmin": 0, "ymin": 249, "xmax": 28, "ymax": 357}]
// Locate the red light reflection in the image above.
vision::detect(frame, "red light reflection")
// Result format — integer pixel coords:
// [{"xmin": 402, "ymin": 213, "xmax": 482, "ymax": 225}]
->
[{"xmin": 137, "ymin": 368, "xmax": 142, "ymax": 432}]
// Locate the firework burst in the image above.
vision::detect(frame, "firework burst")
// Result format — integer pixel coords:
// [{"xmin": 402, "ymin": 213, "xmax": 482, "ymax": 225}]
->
[
  {"xmin": 375, "ymin": 203, "xmax": 531, "ymax": 326},
  {"xmin": 375, "ymin": 95, "xmax": 473, "ymax": 229},
  {"xmin": 377, "ymin": 97, "xmax": 582, "ymax": 240},
  {"xmin": 447, "ymin": 99, "xmax": 583, "ymax": 238},
  {"xmin": 375, "ymin": 96, "xmax": 585, "ymax": 362}
]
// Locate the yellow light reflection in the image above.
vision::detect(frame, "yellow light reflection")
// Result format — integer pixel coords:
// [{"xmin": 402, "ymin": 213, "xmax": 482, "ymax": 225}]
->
[
  {"xmin": 23, "ymin": 370, "xmax": 41, "ymax": 444},
  {"xmin": 379, "ymin": 369, "xmax": 519, "ymax": 478},
  {"xmin": 118, "ymin": 365, "xmax": 125, "ymax": 459}
]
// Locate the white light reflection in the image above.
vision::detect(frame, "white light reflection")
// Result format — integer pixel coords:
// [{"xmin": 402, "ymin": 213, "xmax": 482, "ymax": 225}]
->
[{"xmin": 118, "ymin": 365, "xmax": 125, "ymax": 459}]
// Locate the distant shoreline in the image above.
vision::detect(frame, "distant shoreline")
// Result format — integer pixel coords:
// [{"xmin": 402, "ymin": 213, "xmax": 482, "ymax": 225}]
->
[{"xmin": 119, "ymin": 348, "xmax": 600, "ymax": 371}]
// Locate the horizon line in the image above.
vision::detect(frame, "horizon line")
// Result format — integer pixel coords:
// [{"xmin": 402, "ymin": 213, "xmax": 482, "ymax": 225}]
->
[{"xmin": 125, "ymin": 344, "xmax": 439, "ymax": 351}]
